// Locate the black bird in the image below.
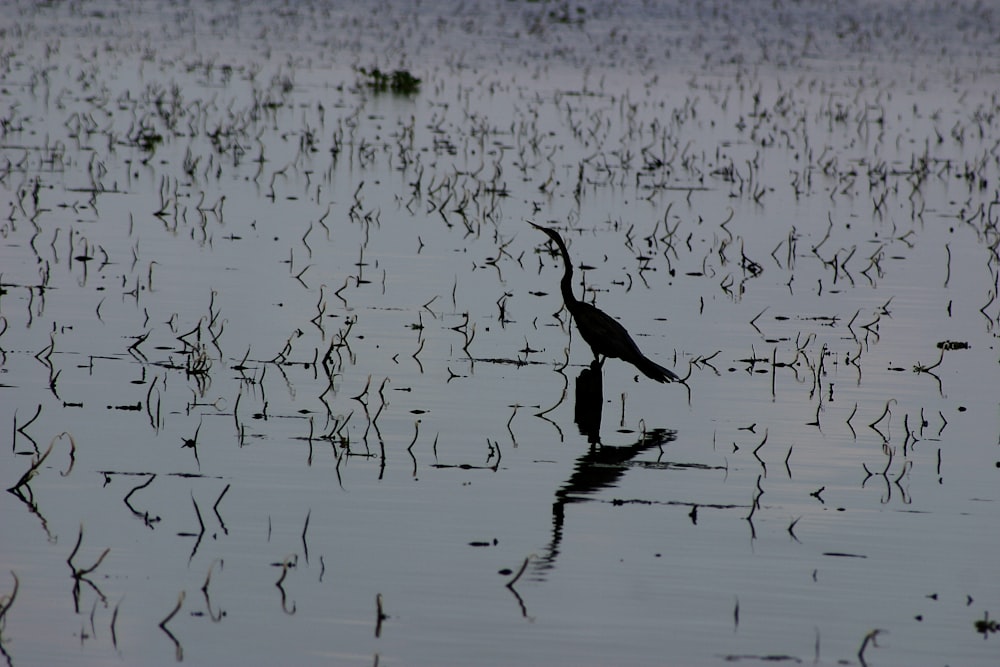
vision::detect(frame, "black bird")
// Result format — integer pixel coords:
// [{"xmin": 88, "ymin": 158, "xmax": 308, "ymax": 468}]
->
[{"xmin": 530, "ymin": 222, "xmax": 679, "ymax": 383}]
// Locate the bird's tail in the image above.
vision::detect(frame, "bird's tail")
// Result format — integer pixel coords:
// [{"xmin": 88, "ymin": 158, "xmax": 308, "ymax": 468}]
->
[{"xmin": 635, "ymin": 354, "xmax": 679, "ymax": 383}]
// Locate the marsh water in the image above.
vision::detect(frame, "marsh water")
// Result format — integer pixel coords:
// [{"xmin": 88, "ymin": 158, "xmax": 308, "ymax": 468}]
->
[{"xmin": 1, "ymin": 1, "xmax": 999, "ymax": 665}]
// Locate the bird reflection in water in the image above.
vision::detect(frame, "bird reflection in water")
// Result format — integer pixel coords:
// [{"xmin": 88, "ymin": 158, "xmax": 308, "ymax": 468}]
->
[
  {"xmin": 574, "ymin": 360, "xmax": 604, "ymax": 443},
  {"xmin": 535, "ymin": 363, "xmax": 677, "ymax": 574}
]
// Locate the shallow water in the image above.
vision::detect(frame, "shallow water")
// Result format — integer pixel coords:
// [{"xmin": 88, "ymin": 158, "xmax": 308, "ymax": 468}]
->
[{"xmin": 1, "ymin": 1, "xmax": 999, "ymax": 665}]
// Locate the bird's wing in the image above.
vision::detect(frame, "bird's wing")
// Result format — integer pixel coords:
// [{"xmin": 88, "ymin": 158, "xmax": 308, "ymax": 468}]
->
[{"xmin": 571, "ymin": 301, "xmax": 645, "ymax": 360}]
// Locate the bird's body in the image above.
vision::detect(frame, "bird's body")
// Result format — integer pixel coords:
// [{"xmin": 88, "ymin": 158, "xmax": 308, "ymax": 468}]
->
[{"xmin": 530, "ymin": 222, "xmax": 678, "ymax": 383}]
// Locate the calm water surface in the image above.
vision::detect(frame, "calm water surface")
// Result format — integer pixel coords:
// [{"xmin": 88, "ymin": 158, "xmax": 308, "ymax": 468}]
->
[{"xmin": 1, "ymin": 1, "xmax": 998, "ymax": 665}]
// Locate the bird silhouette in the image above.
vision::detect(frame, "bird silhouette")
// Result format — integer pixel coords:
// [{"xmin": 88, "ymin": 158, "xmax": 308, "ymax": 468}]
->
[{"xmin": 530, "ymin": 222, "xmax": 679, "ymax": 382}]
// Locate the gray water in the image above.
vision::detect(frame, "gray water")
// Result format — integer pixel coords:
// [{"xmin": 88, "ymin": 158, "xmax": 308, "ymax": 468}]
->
[{"xmin": 1, "ymin": 1, "xmax": 998, "ymax": 665}]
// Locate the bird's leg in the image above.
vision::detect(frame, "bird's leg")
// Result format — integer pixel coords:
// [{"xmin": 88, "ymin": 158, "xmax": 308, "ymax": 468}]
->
[{"xmin": 595, "ymin": 354, "xmax": 606, "ymax": 369}]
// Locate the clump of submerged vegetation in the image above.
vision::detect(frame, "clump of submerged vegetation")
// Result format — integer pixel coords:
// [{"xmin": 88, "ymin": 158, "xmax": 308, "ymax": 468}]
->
[{"xmin": 356, "ymin": 66, "xmax": 421, "ymax": 94}]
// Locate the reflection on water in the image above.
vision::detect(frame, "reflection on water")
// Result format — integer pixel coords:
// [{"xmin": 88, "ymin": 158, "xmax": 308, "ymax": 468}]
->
[
  {"xmin": 574, "ymin": 361, "xmax": 604, "ymax": 443},
  {"xmin": 541, "ymin": 427, "xmax": 678, "ymax": 575},
  {"xmin": 537, "ymin": 362, "xmax": 678, "ymax": 573}
]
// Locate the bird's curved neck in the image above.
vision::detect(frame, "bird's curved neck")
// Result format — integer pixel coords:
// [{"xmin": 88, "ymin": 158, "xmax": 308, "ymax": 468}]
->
[{"xmin": 555, "ymin": 243, "xmax": 578, "ymax": 306}]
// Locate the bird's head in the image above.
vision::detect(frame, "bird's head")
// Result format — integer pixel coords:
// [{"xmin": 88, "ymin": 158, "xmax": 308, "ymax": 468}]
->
[{"xmin": 528, "ymin": 221, "xmax": 566, "ymax": 248}]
